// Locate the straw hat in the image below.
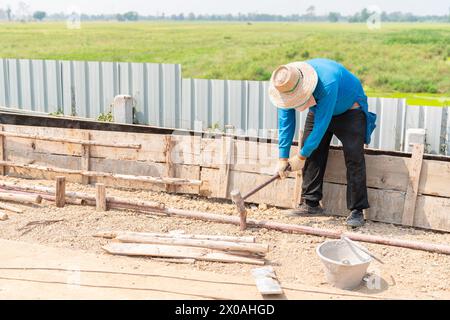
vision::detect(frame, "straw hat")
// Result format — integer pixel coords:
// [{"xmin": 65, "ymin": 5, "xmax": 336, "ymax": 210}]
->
[{"xmin": 268, "ymin": 62, "xmax": 318, "ymax": 110}]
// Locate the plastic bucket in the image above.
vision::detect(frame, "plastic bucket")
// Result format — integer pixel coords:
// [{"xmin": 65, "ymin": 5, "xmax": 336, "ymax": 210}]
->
[{"xmin": 316, "ymin": 239, "xmax": 372, "ymax": 290}]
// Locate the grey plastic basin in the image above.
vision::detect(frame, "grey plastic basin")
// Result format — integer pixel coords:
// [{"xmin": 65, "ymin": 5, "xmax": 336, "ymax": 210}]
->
[{"xmin": 316, "ymin": 239, "xmax": 372, "ymax": 290}]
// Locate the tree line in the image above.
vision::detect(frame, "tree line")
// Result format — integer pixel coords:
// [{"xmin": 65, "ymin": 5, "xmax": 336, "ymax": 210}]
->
[{"xmin": 0, "ymin": 7, "xmax": 449, "ymax": 23}]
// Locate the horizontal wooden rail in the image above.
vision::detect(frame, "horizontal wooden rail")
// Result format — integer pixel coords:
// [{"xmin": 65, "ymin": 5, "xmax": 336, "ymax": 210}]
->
[
  {"xmin": 0, "ymin": 131, "xmax": 141, "ymax": 149},
  {"xmin": 0, "ymin": 161, "xmax": 202, "ymax": 186}
]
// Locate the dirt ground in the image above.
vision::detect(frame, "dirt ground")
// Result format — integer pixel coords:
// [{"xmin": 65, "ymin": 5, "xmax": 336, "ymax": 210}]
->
[{"xmin": 0, "ymin": 176, "xmax": 449, "ymax": 299}]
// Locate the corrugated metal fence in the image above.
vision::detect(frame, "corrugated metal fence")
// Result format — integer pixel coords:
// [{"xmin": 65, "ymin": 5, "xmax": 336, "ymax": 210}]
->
[
  {"xmin": 1, "ymin": 58, "xmax": 449, "ymax": 155},
  {"xmin": 0, "ymin": 58, "xmax": 181, "ymax": 127}
]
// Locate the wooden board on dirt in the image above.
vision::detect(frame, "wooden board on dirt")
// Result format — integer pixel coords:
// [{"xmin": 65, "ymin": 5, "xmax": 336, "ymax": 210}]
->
[{"xmin": 102, "ymin": 243, "xmax": 265, "ymax": 265}]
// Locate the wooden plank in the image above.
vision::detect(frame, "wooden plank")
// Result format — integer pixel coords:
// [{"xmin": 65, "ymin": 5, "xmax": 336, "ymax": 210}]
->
[
  {"xmin": 402, "ymin": 144, "xmax": 425, "ymax": 226},
  {"xmin": 0, "ymin": 130, "xmax": 141, "ymax": 148},
  {"xmin": 3, "ymin": 125, "xmax": 166, "ymax": 162},
  {"xmin": 81, "ymin": 131, "xmax": 90, "ymax": 185},
  {"xmin": 252, "ymin": 266, "xmax": 283, "ymax": 296},
  {"xmin": 115, "ymin": 233, "xmax": 269, "ymax": 255},
  {"xmin": 0, "ymin": 161, "xmax": 202, "ymax": 186},
  {"xmin": 102, "ymin": 243, "xmax": 265, "ymax": 265}
]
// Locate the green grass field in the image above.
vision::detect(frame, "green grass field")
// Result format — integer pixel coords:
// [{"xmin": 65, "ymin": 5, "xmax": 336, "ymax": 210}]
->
[{"xmin": 0, "ymin": 22, "xmax": 449, "ymax": 105}]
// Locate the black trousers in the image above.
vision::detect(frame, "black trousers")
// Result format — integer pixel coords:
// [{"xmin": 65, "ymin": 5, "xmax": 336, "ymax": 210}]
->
[{"xmin": 301, "ymin": 109, "xmax": 370, "ymax": 211}]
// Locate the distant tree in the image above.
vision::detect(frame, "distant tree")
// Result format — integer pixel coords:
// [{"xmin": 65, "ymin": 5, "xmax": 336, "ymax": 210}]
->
[
  {"xmin": 306, "ymin": 5, "xmax": 315, "ymax": 17},
  {"xmin": 6, "ymin": 6, "xmax": 12, "ymax": 21},
  {"xmin": 188, "ymin": 12, "xmax": 195, "ymax": 20},
  {"xmin": 33, "ymin": 11, "xmax": 46, "ymax": 21},
  {"xmin": 123, "ymin": 11, "xmax": 138, "ymax": 21},
  {"xmin": 328, "ymin": 12, "xmax": 340, "ymax": 22}
]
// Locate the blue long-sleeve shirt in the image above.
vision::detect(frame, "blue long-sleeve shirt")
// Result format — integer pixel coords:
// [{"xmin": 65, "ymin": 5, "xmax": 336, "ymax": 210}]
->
[{"xmin": 278, "ymin": 58, "xmax": 376, "ymax": 158}]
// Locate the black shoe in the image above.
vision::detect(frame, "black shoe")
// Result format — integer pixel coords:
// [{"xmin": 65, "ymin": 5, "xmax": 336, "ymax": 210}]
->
[
  {"xmin": 346, "ymin": 210, "xmax": 365, "ymax": 227},
  {"xmin": 285, "ymin": 201, "xmax": 324, "ymax": 216}
]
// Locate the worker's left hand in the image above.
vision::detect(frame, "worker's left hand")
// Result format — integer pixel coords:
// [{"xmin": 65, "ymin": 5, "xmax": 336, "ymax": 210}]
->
[{"xmin": 288, "ymin": 154, "xmax": 306, "ymax": 172}]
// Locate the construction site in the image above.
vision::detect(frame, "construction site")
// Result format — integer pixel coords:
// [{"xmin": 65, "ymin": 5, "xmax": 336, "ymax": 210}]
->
[{"xmin": 0, "ymin": 111, "xmax": 449, "ymax": 300}]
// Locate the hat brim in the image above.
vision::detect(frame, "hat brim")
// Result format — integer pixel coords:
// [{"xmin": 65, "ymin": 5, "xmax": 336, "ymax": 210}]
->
[{"xmin": 268, "ymin": 62, "xmax": 318, "ymax": 109}]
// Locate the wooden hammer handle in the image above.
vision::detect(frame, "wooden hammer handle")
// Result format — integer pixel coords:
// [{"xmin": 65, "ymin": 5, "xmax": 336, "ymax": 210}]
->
[{"xmin": 242, "ymin": 164, "xmax": 291, "ymax": 201}]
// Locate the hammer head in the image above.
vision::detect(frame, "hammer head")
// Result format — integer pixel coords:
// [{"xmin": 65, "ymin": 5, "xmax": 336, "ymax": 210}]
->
[{"xmin": 230, "ymin": 189, "xmax": 243, "ymax": 205}]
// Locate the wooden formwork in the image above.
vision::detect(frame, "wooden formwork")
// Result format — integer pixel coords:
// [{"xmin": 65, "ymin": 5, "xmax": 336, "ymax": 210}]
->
[{"xmin": 0, "ymin": 112, "xmax": 449, "ymax": 232}]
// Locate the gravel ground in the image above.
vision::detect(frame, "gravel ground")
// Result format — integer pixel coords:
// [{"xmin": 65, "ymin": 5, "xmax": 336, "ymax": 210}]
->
[{"xmin": 0, "ymin": 176, "xmax": 449, "ymax": 299}]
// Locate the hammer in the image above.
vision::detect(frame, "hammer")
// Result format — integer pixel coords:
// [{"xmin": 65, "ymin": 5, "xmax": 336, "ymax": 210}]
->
[{"xmin": 230, "ymin": 165, "xmax": 291, "ymax": 230}]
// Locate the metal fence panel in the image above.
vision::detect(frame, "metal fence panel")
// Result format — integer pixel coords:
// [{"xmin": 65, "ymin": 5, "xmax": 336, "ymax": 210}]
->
[
  {"xmin": 0, "ymin": 59, "xmax": 8, "ymax": 107},
  {"xmin": 0, "ymin": 57, "xmax": 448, "ymax": 156}
]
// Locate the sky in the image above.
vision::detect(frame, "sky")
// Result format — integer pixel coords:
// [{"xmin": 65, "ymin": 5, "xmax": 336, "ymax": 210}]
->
[{"xmin": 0, "ymin": 0, "xmax": 448, "ymax": 16}]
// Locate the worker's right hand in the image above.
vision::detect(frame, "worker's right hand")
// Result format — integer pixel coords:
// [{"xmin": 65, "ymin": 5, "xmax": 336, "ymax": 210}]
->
[{"xmin": 277, "ymin": 159, "xmax": 290, "ymax": 179}]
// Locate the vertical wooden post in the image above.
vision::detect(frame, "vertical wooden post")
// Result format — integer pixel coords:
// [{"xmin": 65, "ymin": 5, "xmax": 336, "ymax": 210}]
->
[
  {"xmin": 402, "ymin": 143, "xmax": 425, "ymax": 226},
  {"xmin": 164, "ymin": 135, "xmax": 176, "ymax": 193},
  {"xmin": 81, "ymin": 131, "xmax": 90, "ymax": 185},
  {"xmin": 0, "ymin": 125, "xmax": 4, "ymax": 176},
  {"xmin": 292, "ymin": 130, "xmax": 304, "ymax": 208},
  {"xmin": 96, "ymin": 183, "xmax": 107, "ymax": 211},
  {"xmin": 55, "ymin": 176, "xmax": 66, "ymax": 208},
  {"xmin": 218, "ymin": 135, "xmax": 233, "ymax": 198}
]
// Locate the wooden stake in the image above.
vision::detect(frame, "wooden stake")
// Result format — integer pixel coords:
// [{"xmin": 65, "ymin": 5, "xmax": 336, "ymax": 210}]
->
[
  {"xmin": 402, "ymin": 143, "xmax": 425, "ymax": 226},
  {"xmin": 96, "ymin": 183, "xmax": 107, "ymax": 211},
  {"xmin": 55, "ymin": 176, "xmax": 66, "ymax": 208},
  {"xmin": 81, "ymin": 131, "xmax": 90, "ymax": 185}
]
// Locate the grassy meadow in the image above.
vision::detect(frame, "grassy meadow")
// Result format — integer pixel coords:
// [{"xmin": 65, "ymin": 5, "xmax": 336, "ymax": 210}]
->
[{"xmin": 0, "ymin": 22, "xmax": 448, "ymax": 105}]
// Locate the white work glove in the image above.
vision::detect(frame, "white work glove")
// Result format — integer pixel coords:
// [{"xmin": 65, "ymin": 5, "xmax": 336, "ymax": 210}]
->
[{"xmin": 277, "ymin": 155, "xmax": 305, "ymax": 179}]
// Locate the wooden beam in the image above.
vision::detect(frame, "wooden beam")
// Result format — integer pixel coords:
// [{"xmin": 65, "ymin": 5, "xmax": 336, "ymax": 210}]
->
[
  {"xmin": 81, "ymin": 131, "xmax": 90, "ymax": 185},
  {"xmin": 55, "ymin": 176, "xmax": 66, "ymax": 208},
  {"xmin": 0, "ymin": 131, "xmax": 141, "ymax": 149},
  {"xmin": 0, "ymin": 192, "xmax": 42, "ymax": 204},
  {"xmin": 402, "ymin": 143, "xmax": 425, "ymax": 226},
  {"xmin": 94, "ymin": 231, "xmax": 256, "ymax": 243},
  {"xmin": 0, "ymin": 181, "xmax": 165, "ymax": 211},
  {"xmin": 96, "ymin": 183, "xmax": 107, "ymax": 211},
  {"xmin": 0, "ymin": 161, "xmax": 202, "ymax": 186},
  {"xmin": 114, "ymin": 233, "xmax": 269, "ymax": 255},
  {"xmin": 102, "ymin": 243, "xmax": 265, "ymax": 265},
  {"xmin": 0, "ymin": 202, "xmax": 23, "ymax": 213}
]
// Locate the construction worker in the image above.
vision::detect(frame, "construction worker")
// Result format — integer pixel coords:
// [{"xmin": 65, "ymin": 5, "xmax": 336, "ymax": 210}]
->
[{"xmin": 268, "ymin": 58, "xmax": 376, "ymax": 227}]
